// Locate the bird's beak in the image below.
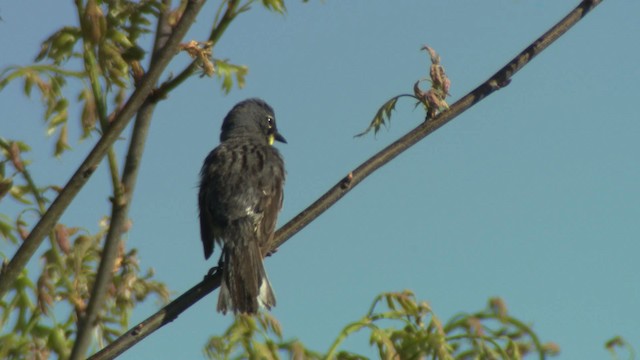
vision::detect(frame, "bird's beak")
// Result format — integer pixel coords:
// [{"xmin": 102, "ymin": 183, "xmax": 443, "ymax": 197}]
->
[{"xmin": 274, "ymin": 132, "xmax": 287, "ymax": 144}]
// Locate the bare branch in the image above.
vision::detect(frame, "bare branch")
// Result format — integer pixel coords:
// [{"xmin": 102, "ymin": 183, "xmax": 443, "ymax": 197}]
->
[
  {"xmin": 87, "ymin": 1, "xmax": 603, "ymax": 358},
  {"xmin": 273, "ymin": 0, "xmax": 603, "ymax": 250}
]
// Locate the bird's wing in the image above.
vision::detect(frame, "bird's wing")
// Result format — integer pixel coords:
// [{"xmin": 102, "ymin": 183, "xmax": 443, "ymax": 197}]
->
[
  {"xmin": 199, "ymin": 144, "xmax": 284, "ymax": 259},
  {"xmin": 199, "ymin": 145, "xmax": 254, "ymax": 258},
  {"xmin": 255, "ymin": 149, "xmax": 285, "ymax": 254},
  {"xmin": 198, "ymin": 148, "xmax": 222, "ymax": 259}
]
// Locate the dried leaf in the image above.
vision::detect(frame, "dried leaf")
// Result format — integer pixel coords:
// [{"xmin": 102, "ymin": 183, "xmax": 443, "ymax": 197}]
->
[
  {"xmin": 17, "ymin": 221, "xmax": 29, "ymax": 241},
  {"xmin": 79, "ymin": 88, "xmax": 97, "ymax": 138},
  {"xmin": 54, "ymin": 223, "xmax": 71, "ymax": 254},
  {"xmin": 180, "ymin": 40, "xmax": 215, "ymax": 77},
  {"xmin": 37, "ymin": 273, "xmax": 54, "ymax": 315},
  {"xmin": 84, "ymin": 0, "xmax": 106, "ymax": 44},
  {"xmin": 8, "ymin": 142, "xmax": 25, "ymax": 172}
]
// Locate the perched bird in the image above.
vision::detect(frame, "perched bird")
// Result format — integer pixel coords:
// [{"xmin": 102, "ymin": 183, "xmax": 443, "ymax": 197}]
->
[{"xmin": 198, "ymin": 98, "xmax": 286, "ymax": 314}]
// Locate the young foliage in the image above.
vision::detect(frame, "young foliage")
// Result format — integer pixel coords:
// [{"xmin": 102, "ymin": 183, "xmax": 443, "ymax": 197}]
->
[
  {"xmin": 0, "ymin": 137, "xmax": 169, "ymax": 359},
  {"xmin": 261, "ymin": 0, "xmax": 287, "ymax": 14},
  {"xmin": 356, "ymin": 46, "xmax": 451, "ymax": 138},
  {"xmin": 605, "ymin": 336, "xmax": 636, "ymax": 360},
  {"xmin": 203, "ymin": 291, "xmax": 558, "ymax": 360},
  {"xmin": 204, "ymin": 312, "xmax": 325, "ymax": 360},
  {"xmin": 215, "ymin": 59, "xmax": 249, "ymax": 94}
]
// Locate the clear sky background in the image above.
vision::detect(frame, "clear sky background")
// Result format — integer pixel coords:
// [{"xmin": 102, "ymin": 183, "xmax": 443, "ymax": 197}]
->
[{"xmin": 1, "ymin": 0, "xmax": 639, "ymax": 359}]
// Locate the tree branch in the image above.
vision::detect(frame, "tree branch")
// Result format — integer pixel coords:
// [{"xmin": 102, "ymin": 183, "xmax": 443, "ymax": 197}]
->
[
  {"xmin": 275, "ymin": 0, "xmax": 602, "ymax": 249},
  {"xmin": 0, "ymin": 0, "xmax": 207, "ymax": 300},
  {"xmin": 70, "ymin": 1, "xmax": 174, "ymax": 358},
  {"xmin": 70, "ymin": 99, "xmax": 159, "ymax": 359},
  {"xmin": 153, "ymin": 0, "xmax": 242, "ymax": 99},
  {"xmin": 151, "ymin": 0, "xmax": 174, "ymax": 64},
  {"xmin": 89, "ymin": 273, "xmax": 222, "ymax": 360},
  {"xmin": 86, "ymin": 1, "xmax": 603, "ymax": 359}
]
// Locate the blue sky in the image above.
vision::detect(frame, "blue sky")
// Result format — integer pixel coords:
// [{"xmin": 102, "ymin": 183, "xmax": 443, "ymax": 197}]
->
[{"xmin": 1, "ymin": 0, "xmax": 639, "ymax": 358}]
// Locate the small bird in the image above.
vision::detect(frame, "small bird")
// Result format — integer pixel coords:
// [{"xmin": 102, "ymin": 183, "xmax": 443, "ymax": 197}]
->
[{"xmin": 198, "ymin": 98, "xmax": 286, "ymax": 314}]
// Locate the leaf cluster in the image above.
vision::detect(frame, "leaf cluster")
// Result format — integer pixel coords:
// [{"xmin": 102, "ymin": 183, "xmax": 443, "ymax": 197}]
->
[
  {"xmin": 0, "ymin": 0, "xmax": 255, "ymax": 158},
  {"xmin": 356, "ymin": 46, "xmax": 451, "ymax": 138},
  {"xmin": 204, "ymin": 312, "xmax": 324, "ymax": 360},
  {"xmin": 605, "ymin": 336, "xmax": 636, "ymax": 360},
  {"xmin": 0, "ymin": 138, "xmax": 169, "ymax": 359},
  {"xmin": 203, "ymin": 291, "xmax": 559, "ymax": 360}
]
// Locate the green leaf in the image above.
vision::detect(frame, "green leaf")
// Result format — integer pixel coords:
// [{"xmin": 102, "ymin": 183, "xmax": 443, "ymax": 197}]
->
[
  {"xmin": 215, "ymin": 60, "xmax": 249, "ymax": 94},
  {"xmin": 52, "ymin": 98, "xmax": 69, "ymax": 116},
  {"xmin": 47, "ymin": 325, "xmax": 71, "ymax": 359},
  {"xmin": 0, "ymin": 214, "xmax": 17, "ymax": 243},
  {"xmin": 9, "ymin": 185, "xmax": 33, "ymax": 205},
  {"xmin": 23, "ymin": 73, "xmax": 34, "ymax": 97},
  {"xmin": 14, "ymin": 141, "xmax": 31, "ymax": 152},
  {"xmin": 0, "ymin": 177, "xmax": 13, "ymax": 201},
  {"xmin": 49, "ymin": 110, "xmax": 69, "ymax": 129},
  {"xmin": 355, "ymin": 95, "xmax": 411, "ymax": 138},
  {"xmin": 36, "ymin": 26, "xmax": 82, "ymax": 64},
  {"xmin": 0, "ymin": 67, "xmax": 28, "ymax": 92},
  {"xmin": 54, "ymin": 123, "xmax": 71, "ymax": 157},
  {"xmin": 110, "ymin": 29, "xmax": 134, "ymax": 48},
  {"xmin": 261, "ymin": 0, "xmax": 287, "ymax": 13}
]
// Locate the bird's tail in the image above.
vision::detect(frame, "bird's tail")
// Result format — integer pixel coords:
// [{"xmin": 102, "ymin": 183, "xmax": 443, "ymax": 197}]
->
[{"xmin": 217, "ymin": 240, "xmax": 276, "ymax": 314}]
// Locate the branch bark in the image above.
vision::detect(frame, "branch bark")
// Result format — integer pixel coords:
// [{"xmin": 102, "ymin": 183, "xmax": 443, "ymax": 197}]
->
[
  {"xmin": 0, "ymin": 0, "xmax": 207, "ymax": 299},
  {"xmin": 87, "ymin": 1, "xmax": 603, "ymax": 359}
]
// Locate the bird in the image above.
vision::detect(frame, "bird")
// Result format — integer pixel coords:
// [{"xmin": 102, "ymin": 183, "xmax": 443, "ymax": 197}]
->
[{"xmin": 198, "ymin": 98, "xmax": 286, "ymax": 314}]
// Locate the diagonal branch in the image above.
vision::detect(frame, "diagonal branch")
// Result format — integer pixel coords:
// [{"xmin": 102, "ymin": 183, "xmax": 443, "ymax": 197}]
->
[
  {"xmin": 269, "ymin": 0, "xmax": 603, "ymax": 250},
  {"xmin": 86, "ymin": 1, "xmax": 603, "ymax": 359},
  {"xmin": 0, "ymin": 0, "xmax": 207, "ymax": 300},
  {"xmin": 89, "ymin": 273, "xmax": 222, "ymax": 360}
]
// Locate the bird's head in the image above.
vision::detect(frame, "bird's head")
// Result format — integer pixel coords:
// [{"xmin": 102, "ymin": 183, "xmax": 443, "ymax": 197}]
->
[{"xmin": 220, "ymin": 98, "xmax": 287, "ymax": 145}]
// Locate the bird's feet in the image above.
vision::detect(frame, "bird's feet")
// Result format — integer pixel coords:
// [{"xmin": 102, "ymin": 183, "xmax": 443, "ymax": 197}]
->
[{"xmin": 205, "ymin": 265, "xmax": 220, "ymax": 279}]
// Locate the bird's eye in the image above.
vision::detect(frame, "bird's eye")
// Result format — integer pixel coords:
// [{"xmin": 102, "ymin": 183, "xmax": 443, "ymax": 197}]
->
[{"xmin": 266, "ymin": 116, "xmax": 274, "ymax": 129}]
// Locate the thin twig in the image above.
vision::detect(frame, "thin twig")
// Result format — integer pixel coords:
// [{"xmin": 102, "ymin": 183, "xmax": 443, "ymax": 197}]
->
[
  {"xmin": 0, "ymin": 0, "xmax": 207, "ymax": 300},
  {"xmin": 86, "ymin": 1, "xmax": 603, "ymax": 359},
  {"xmin": 80, "ymin": 36, "xmax": 122, "ymax": 197},
  {"xmin": 153, "ymin": 0, "xmax": 241, "ymax": 99}
]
